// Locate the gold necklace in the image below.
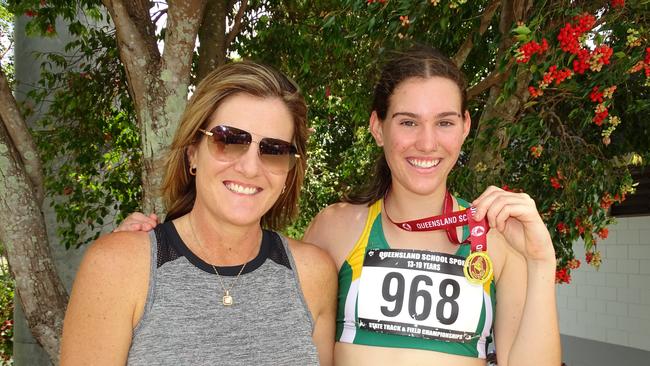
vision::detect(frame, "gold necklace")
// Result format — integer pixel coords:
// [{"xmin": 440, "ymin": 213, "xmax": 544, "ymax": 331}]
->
[{"xmin": 188, "ymin": 213, "xmax": 257, "ymax": 306}]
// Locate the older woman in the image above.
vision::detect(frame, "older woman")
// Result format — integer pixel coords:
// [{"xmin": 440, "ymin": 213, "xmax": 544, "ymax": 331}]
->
[{"xmin": 60, "ymin": 61, "xmax": 336, "ymax": 365}]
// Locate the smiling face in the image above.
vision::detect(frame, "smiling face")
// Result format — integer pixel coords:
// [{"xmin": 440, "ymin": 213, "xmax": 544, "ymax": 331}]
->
[
  {"xmin": 370, "ymin": 76, "xmax": 471, "ymax": 197},
  {"xmin": 188, "ymin": 93, "xmax": 295, "ymax": 227}
]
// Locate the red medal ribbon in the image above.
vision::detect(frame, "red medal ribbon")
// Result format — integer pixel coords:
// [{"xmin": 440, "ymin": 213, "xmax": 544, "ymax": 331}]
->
[{"xmin": 385, "ymin": 191, "xmax": 489, "ymax": 251}]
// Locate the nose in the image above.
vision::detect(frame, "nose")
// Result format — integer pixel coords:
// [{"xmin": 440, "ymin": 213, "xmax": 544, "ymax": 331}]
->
[
  {"xmin": 414, "ymin": 124, "xmax": 439, "ymax": 152},
  {"xmin": 232, "ymin": 141, "xmax": 262, "ymax": 178}
]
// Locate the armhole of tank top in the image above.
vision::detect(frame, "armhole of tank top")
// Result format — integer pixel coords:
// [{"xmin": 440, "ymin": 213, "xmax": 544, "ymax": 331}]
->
[
  {"xmin": 343, "ymin": 200, "xmax": 382, "ymax": 264},
  {"xmin": 277, "ymin": 233, "xmax": 316, "ymax": 333},
  {"xmin": 454, "ymin": 195, "xmax": 472, "ymax": 242},
  {"xmin": 131, "ymin": 229, "xmax": 158, "ymax": 336}
]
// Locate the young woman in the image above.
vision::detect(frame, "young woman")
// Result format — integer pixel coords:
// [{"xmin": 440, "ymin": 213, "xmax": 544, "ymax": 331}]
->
[
  {"xmin": 116, "ymin": 46, "xmax": 561, "ymax": 366},
  {"xmin": 61, "ymin": 61, "xmax": 336, "ymax": 365}
]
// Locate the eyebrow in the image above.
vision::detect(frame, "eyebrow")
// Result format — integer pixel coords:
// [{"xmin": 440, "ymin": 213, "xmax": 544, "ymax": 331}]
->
[{"xmin": 391, "ymin": 111, "xmax": 462, "ymax": 119}]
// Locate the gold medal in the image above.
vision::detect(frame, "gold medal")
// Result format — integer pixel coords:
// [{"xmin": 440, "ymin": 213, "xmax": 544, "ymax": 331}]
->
[{"xmin": 463, "ymin": 251, "xmax": 493, "ymax": 285}]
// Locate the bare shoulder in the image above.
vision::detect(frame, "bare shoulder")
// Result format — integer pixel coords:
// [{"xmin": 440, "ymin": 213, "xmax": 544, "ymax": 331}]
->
[
  {"xmin": 82, "ymin": 231, "xmax": 151, "ymax": 273},
  {"xmin": 303, "ymin": 202, "xmax": 371, "ymax": 265},
  {"xmin": 286, "ymin": 237, "xmax": 337, "ymax": 283},
  {"xmin": 61, "ymin": 231, "xmax": 152, "ymax": 363}
]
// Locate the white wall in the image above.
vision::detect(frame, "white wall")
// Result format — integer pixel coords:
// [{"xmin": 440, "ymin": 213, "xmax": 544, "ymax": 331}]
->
[{"xmin": 557, "ymin": 215, "xmax": 650, "ymax": 351}]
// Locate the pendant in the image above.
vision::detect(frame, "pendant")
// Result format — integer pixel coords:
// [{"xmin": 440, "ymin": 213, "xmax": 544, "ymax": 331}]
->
[
  {"xmin": 463, "ymin": 251, "xmax": 493, "ymax": 285},
  {"xmin": 222, "ymin": 290, "xmax": 233, "ymax": 306}
]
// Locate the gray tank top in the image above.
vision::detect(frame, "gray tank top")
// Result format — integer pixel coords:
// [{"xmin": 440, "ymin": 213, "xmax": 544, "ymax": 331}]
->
[{"xmin": 127, "ymin": 222, "xmax": 319, "ymax": 365}]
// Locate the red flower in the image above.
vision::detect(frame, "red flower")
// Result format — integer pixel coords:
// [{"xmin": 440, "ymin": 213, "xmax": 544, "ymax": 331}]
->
[
  {"xmin": 611, "ymin": 0, "xmax": 625, "ymax": 8},
  {"xmin": 598, "ymin": 228, "xmax": 609, "ymax": 239},
  {"xmin": 528, "ymin": 86, "xmax": 543, "ymax": 98},
  {"xmin": 590, "ymin": 86, "xmax": 604, "ymax": 103},
  {"xmin": 557, "ymin": 222, "xmax": 569, "ymax": 235},
  {"xmin": 550, "ymin": 176, "xmax": 562, "ymax": 189},
  {"xmin": 601, "ymin": 193, "xmax": 613, "ymax": 209},
  {"xmin": 568, "ymin": 259, "xmax": 581, "ymax": 269},
  {"xmin": 586, "ymin": 251, "xmax": 593, "ymax": 264},
  {"xmin": 555, "ymin": 267, "xmax": 571, "ymax": 284},
  {"xmin": 530, "ymin": 145, "xmax": 543, "ymax": 158},
  {"xmin": 46, "ymin": 24, "xmax": 55, "ymax": 34},
  {"xmin": 575, "ymin": 218, "xmax": 586, "ymax": 235},
  {"xmin": 516, "ymin": 39, "xmax": 549, "ymax": 63},
  {"xmin": 573, "ymin": 49, "xmax": 591, "ymax": 74}
]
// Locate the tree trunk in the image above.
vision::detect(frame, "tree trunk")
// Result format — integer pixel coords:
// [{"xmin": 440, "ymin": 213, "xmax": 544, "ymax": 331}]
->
[
  {"xmin": 0, "ymin": 120, "xmax": 68, "ymax": 365},
  {"xmin": 469, "ymin": 0, "xmax": 534, "ymax": 174}
]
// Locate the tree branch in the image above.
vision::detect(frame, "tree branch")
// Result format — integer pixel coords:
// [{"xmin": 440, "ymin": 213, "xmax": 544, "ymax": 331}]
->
[
  {"xmin": 226, "ymin": 0, "xmax": 249, "ymax": 49},
  {"xmin": 467, "ymin": 63, "xmax": 511, "ymax": 100},
  {"xmin": 0, "ymin": 64, "xmax": 44, "ymax": 204},
  {"xmin": 102, "ymin": 0, "xmax": 160, "ymax": 114},
  {"xmin": 161, "ymin": 0, "xmax": 207, "ymax": 92},
  {"xmin": 197, "ymin": 0, "xmax": 228, "ymax": 81},
  {"xmin": 453, "ymin": 0, "xmax": 500, "ymax": 68}
]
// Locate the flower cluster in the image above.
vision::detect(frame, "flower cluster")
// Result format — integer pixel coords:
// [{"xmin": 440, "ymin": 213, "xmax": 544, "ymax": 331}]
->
[
  {"xmin": 557, "ymin": 14, "xmax": 595, "ymax": 54},
  {"xmin": 516, "ymin": 39, "xmax": 549, "ymax": 63},
  {"xmin": 550, "ymin": 171, "xmax": 563, "ymax": 189},
  {"xmin": 449, "ymin": 0, "xmax": 467, "ymax": 9},
  {"xmin": 568, "ymin": 258, "xmax": 581, "ymax": 270},
  {"xmin": 555, "ymin": 267, "xmax": 571, "ymax": 284},
  {"xmin": 589, "ymin": 85, "xmax": 617, "ymax": 127},
  {"xmin": 586, "ymin": 250, "xmax": 602, "ymax": 269},
  {"xmin": 528, "ymin": 65, "xmax": 574, "ymax": 98},
  {"xmin": 399, "ymin": 15, "xmax": 410, "ymax": 27},
  {"xmin": 557, "ymin": 222, "xmax": 569, "ymax": 235},
  {"xmin": 611, "ymin": 0, "xmax": 625, "ymax": 8},
  {"xmin": 626, "ymin": 28, "xmax": 642, "ymax": 48},
  {"xmin": 530, "ymin": 145, "xmax": 543, "ymax": 158},
  {"xmin": 598, "ymin": 227, "xmax": 609, "ymax": 239}
]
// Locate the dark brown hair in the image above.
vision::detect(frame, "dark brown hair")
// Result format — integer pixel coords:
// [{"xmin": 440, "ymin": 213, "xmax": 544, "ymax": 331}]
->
[
  {"xmin": 162, "ymin": 61, "xmax": 308, "ymax": 230},
  {"xmin": 345, "ymin": 45, "xmax": 468, "ymax": 205}
]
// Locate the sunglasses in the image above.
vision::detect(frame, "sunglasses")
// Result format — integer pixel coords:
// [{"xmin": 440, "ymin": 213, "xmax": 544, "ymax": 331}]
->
[{"xmin": 198, "ymin": 125, "xmax": 300, "ymax": 174}]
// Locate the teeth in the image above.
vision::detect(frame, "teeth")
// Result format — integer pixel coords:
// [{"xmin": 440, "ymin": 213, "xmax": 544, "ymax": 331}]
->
[
  {"xmin": 225, "ymin": 182, "xmax": 259, "ymax": 195},
  {"xmin": 408, "ymin": 159, "xmax": 440, "ymax": 168}
]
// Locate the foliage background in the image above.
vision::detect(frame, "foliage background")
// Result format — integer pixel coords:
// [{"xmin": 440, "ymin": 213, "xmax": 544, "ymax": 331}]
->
[{"xmin": 8, "ymin": 0, "xmax": 650, "ymax": 285}]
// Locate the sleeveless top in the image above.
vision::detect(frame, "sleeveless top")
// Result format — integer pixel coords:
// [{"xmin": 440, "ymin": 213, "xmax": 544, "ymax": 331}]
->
[
  {"xmin": 336, "ymin": 198, "xmax": 496, "ymax": 358},
  {"xmin": 127, "ymin": 221, "xmax": 319, "ymax": 365}
]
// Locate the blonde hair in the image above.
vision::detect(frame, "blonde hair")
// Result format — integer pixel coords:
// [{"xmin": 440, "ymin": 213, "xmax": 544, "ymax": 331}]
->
[{"xmin": 161, "ymin": 61, "xmax": 308, "ymax": 230}]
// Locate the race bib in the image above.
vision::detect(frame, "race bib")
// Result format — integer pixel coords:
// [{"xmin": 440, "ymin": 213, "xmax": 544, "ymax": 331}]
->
[{"xmin": 357, "ymin": 249, "xmax": 484, "ymax": 343}]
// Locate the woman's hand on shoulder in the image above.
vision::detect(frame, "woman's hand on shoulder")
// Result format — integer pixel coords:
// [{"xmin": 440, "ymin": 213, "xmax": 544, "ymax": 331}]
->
[
  {"xmin": 287, "ymin": 239, "xmax": 337, "ymax": 366},
  {"xmin": 472, "ymin": 186, "xmax": 555, "ymax": 264},
  {"xmin": 113, "ymin": 212, "xmax": 159, "ymax": 232},
  {"xmin": 60, "ymin": 231, "xmax": 151, "ymax": 365}
]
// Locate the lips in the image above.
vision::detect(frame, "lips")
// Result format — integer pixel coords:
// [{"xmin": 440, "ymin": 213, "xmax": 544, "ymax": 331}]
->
[
  {"xmin": 223, "ymin": 181, "xmax": 261, "ymax": 195},
  {"xmin": 407, "ymin": 158, "xmax": 441, "ymax": 169}
]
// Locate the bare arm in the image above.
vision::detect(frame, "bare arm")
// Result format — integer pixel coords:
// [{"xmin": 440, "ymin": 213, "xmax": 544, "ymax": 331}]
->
[
  {"xmin": 288, "ymin": 239, "xmax": 338, "ymax": 366},
  {"xmin": 60, "ymin": 232, "xmax": 150, "ymax": 365},
  {"xmin": 473, "ymin": 186, "xmax": 561, "ymax": 366}
]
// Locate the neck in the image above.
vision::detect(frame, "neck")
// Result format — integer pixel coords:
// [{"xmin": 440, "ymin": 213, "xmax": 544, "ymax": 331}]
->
[
  {"xmin": 384, "ymin": 183, "xmax": 449, "ymax": 221},
  {"xmin": 182, "ymin": 205, "xmax": 262, "ymax": 265}
]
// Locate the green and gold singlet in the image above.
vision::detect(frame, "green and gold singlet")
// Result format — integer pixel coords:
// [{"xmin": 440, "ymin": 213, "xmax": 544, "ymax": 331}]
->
[{"xmin": 335, "ymin": 198, "xmax": 496, "ymax": 358}]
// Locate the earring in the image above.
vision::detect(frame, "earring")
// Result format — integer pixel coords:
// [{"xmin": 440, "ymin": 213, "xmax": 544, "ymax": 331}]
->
[
  {"xmin": 281, "ymin": 185, "xmax": 286, "ymax": 194},
  {"xmin": 189, "ymin": 166, "xmax": 197, "ymax": 176}
]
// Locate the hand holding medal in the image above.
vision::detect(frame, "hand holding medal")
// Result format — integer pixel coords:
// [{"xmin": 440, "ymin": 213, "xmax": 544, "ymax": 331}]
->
[{"xmin": 470, "ymin": 186, "xmax": 555, "ymax": 264}]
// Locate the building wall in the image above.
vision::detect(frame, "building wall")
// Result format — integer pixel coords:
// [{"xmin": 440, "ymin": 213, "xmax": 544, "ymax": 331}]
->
[{"xmin": 557, "ymin": 215, "xmax": 650, "ymax": 352}]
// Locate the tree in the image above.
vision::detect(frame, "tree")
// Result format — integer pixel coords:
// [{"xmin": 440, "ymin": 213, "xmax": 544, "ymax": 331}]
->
[{"xmin": 0, "ymin": 0, "xmax": 256, "ymax": 362}]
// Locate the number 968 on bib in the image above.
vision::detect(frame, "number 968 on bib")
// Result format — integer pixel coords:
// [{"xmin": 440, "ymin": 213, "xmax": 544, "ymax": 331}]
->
[{"xmin": 357, "ymin": 249, "xmax": 484, "ymax": 343}]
